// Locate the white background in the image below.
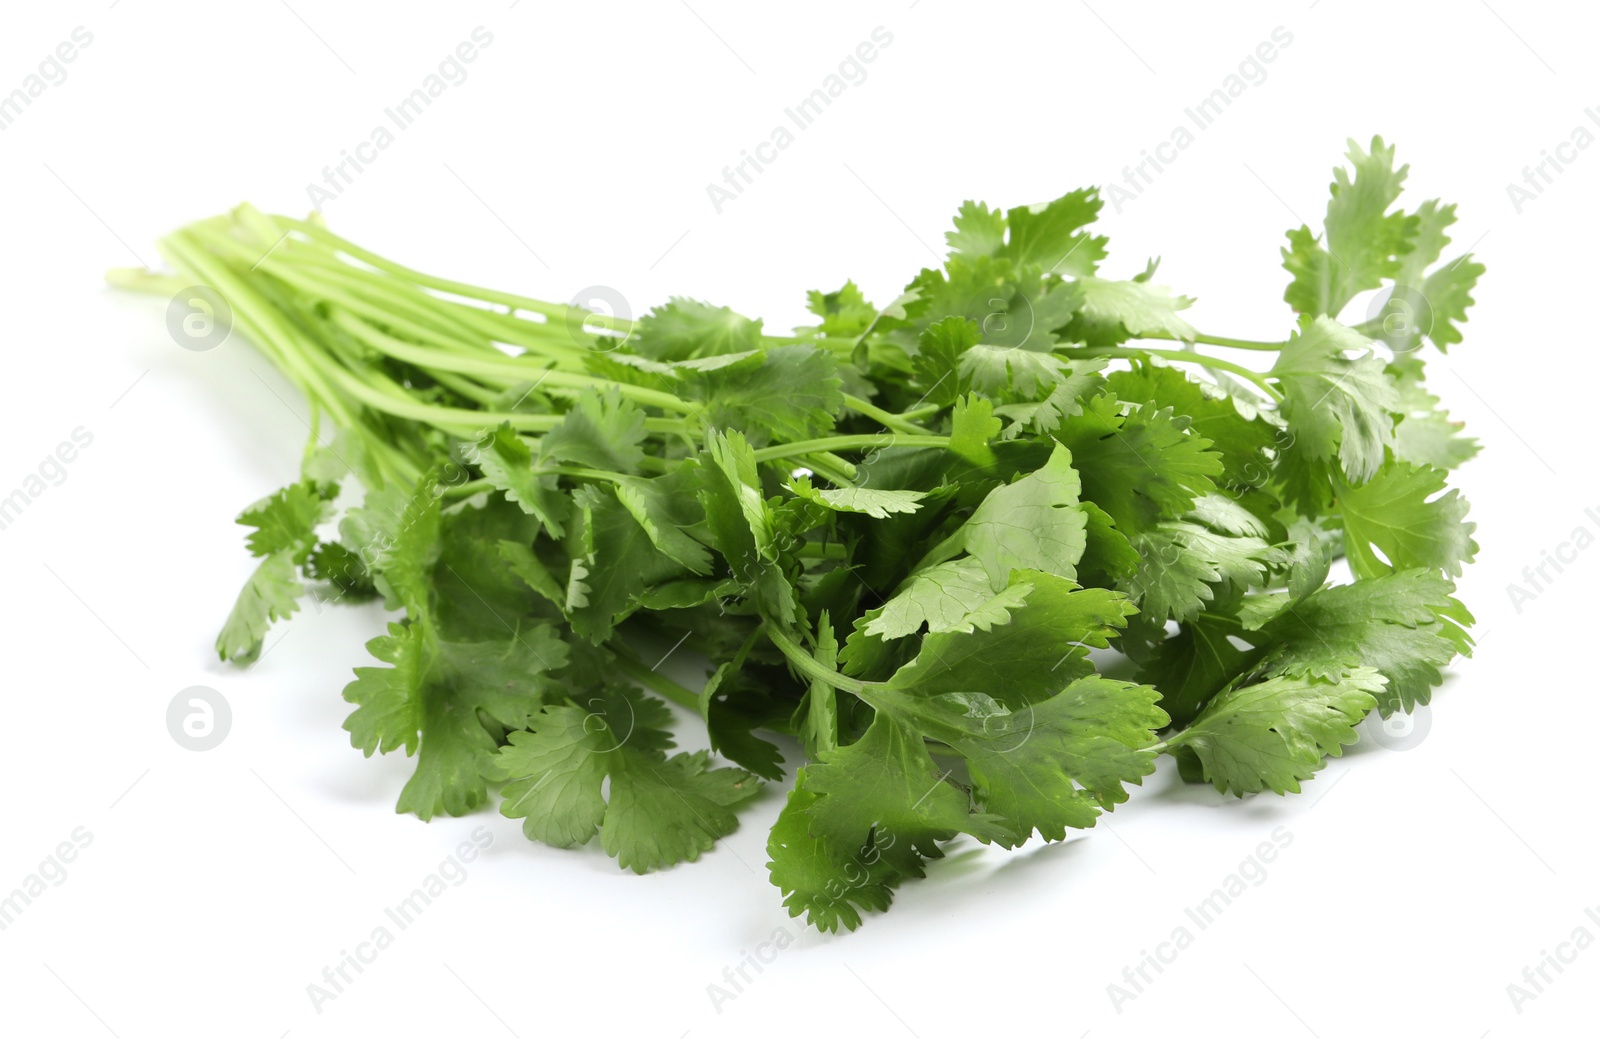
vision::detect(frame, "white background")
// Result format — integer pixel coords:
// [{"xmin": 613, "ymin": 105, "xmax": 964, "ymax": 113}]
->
[{"xmin": 1, "ymin": 1, "xmax": 1594, "ymax": 1036}]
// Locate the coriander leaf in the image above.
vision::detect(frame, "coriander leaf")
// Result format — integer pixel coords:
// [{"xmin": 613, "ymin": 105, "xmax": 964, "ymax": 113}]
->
[
  {"xmin": 499, "ymin": 691, "xmax": 760, "ymax": 870},
  {"xmin": 885, "ymin": 570, "xmax": 1137, "ymax": 708},
  {"xmin": 790, "ymin": 477, "xmax": 927, "ymax": 519},
  {"xmin": 796, "ymin": 712, "xmax": 987, "ymax": 877},
  {"xmin": 1065, "ymin": 276, "xmax": 1196, "ymax": 345},
  {"xmin": 473, "ymin": 425, "xmax": 569, "ymax": 538},
  {"xmin": 498, "ymin": 539, "xmax": 565, "ymax": 608},
  {"xmin": 566, "ymin": 483, "xmax": 683, "ymax": 642},
  {"xmin": 216, "ymin": 481, "xmax": 333, "ymax": 661},
  {"xmin": 677, "ymin": 344, "xmax": 843, "ymax": 443},
  {"xmin": 1136, "ymin": 613, "xmax": 1259, "ymax": 727},
  {"xmin": 237, "ymin": 482, "xmax": 329, "ymax": 560},
  {"xmin": 343, "ymin": 620, "xmax": 427, "ymax": 757},
  {"xmin": 1168, "ymin": 669, "xmax": 1384, "ymax": 795},
  {"xmin": 538, "ymin": 387, "xmax": 648, "ymax": 474},
  {"xmin": 1055, "ymin": 395, "xmax": 1224, "ymax": 533},
  {"xmin": 601, "ymin": 749, "xmax": 762, "ymax": 873},
  {"xmin": 1121, "ymin": 521, "xmax": 1284, "ymax": 623},
  {"xmin": 872, "ymin": 675, "xmax": 1166, "ymax": 846},
  {"xmin": 632, "ymin": 297, "xmax": 763, "ymax": 360},
  {"xmin": 1076, "ymin": 500, "xmax": 1141, "ymax": 586},
  {"xmin": 862, "ymin": 556, "xmax": 998, "ymax": 639},
  {"xmin": 946, "ymin": 392, "xmax": 1002, "ymax": 468},
  {"xmin": 614, "ymin": 464, "xmax": 715, "ymax": 575},
  {"xmin": 945, "ymin": 200, "xmax": 1008, "ymax": 260},
  {"xmin": 344, "ymin": 620, "xmax": 570, "ymax": 820},
  {"xmin": 940, "ymin": 444, "xmax": 1088, "ymax": 589},
  {"xmin": 1271, "ymin": 317, "xmax": 1400, "ymax": 484},
  {"xmin": 1282, "ymin": 136, "xmax": 1417, "ymax": 318},
  {"xmin": 1258, "ymin": 568, "xmax": 1473, "ymax": 714},
  {"xmin": 911, "ymin": 316, "xmax": 981, "ymax": 406},
  {"xmin": 497, "ymin": 704, "xmax": 610, "ymax": 847},
  {"xmin": 804, "ymin": 281, "xmax": 879, "ymax": 338},
  {"xmin": 216, "ymin": 552, "xmax": 305, "ymax": 663},
  {"xmin": 1000, "ymin": 189, "xmax": 1109, "ymax": 276},
  {"xmin": 767, "ymin": 783, "xmax": 903, "ymax": 933},
  {"xmin": 1338, "ymin": 462, "xmax": 1477, "ymax": 579},
  {"xmin": 1106, "ymin": 363, "xmax": 1275, "ymax": 488}
]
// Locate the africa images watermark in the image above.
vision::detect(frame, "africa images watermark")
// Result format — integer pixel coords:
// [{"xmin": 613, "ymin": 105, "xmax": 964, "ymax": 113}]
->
[
  {"xmin": 0, "ymin": 827, "xmax": 94, "ymax": 932},
  {"xmin": 1506, "ymin": 902, "xmax": 1600, "ymax": 1015},
  {"xmin": 705, "ymin": 924, "xmax": 798, "ymax": 1013},
  {"xmin": 1107, "ymin": 25, "xmax": 1294, "ymax": 213},
  {"xmin": 1504, "ymin": 505, "xmax": 1600, "ymax": 614},
  {"xmin": 307, "ymin": 26, "xmax": 495, "ymax": 210},
  {"xmin": 1106, "ymin": 826, "xmax": 1294, "ymax": 1013},
  {"xmin": 306, "ymin": 826, "xmax": 494, "ymax": 1013},
  {"xmin": 0, "ymin": 426, "xmax": 95, "ymax": 534},
  {"xmin": 705, "ymin": 26, "xmax": 895, "ymax": 214},
  {"xmin": 1505, "ymin": 108, "xmax": 1600, "ymax": 215},
  {"xmin": 0, "ymin": 26, "xmax": 94, "ymax": 132}
]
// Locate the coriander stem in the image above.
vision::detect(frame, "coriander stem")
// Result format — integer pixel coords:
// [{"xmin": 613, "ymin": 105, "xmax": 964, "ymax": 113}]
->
[
  {"xmin": 273, "ymin": 216, "xmax": 631, "ymax": 332},
  {"xmin": 614, "ymin": 656, "xmax": 702, "ymax": 711},
  {"xmin": 764, "ymin": 624, "xmax": 869, "ymax": 696},
  {"xmin": 794, "ymin": 540, "xmax": 850, "ymax": 560},
  {"xmin": 751, "ymin": 433, "xmax": 949, "ymax": 463},
  {"xmin": 1063, "ymin": 346, "xmax": 1281, "ymax": 400},
  {"xmin": 842, "ymin": 394, "xmax": 936, "ymax": 435},
  {"xmin": 330, "ymin": 310, "xmax": 698, "ymax": 415},
  {"xmin": 1137, "ymin": 331, "xmax": 1286, "ymax": 352}
]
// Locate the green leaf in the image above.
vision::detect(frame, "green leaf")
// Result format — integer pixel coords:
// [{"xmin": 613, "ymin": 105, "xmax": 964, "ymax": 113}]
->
[
  {"xmin": 1169, "ymin": 669, "xmax": 1384, "ymax": 795},
  {"xmin": 911, "ymin": 316, "xmax": 981, "ymax": 406},
  {"xmin": 1106, "ymin": 363, "xmax": 1275, "ymax": 489},
  {"xmin": 473, "ymin": 425, "xmax": 569, "ymax": 538},
  {"xmin": 539, "ymin": 387, "xmax": 648, "ymax": 474},
  {"xmin": 1282, "ymin": 136, "xmax": 1418, "ymax": 318},
  {"xmin": 345, "ymin": 620, "xmax": 570, "ymax": 820},
  {"xmin": 1338, "ymin": 462, "xmax": 1477, "ymax": 579},
  {"xmin": 237, "ymin": 483, "xmax": 329, "ymax": 560},
  {"xmin": 1258, "ymin": 568, "xmax": 1473, "ymax": 714},
  {"xmin": 1055, "ymin": 395, "xmax": 1224, "ymax": 533},
  {"xmin": 566, "ymin": 483, "xmax": 684, "ymax": 642},
  {"xmin": 804, "ymin": 281, "xmax": 879, "ymax": 338},
  {"xmin": 766, "ymin": 783, "xmax": 902, "ymax": 933},
  {"xmin": 677, "ymin": 344, "xmax": 843, "ymax": 443},
  {"xmin": 1121, "ymin": 521, "xmax": 1285, "ymax": 623},
  {"xmin": 1066, "ymin": 276, "xmax": 1196, "ymax": 345},
  {"xmin": 942, "ymin": 444, "xmax": 1088, "ymax": 589},
  {"xmin": 614, "ymin": 465, "xmax": 715, "ymax": 575},
  {"xmin": 790, "ymin": 477, "xmax": 926, "ymax": 519},
  {"xmin": 632, "ymin": 298, "xmax": 763, "ymax": 360},
  {"xmin": 863, "ymin": 556, "xmax": 1000, "ymax": 639},
  {"xmin": 1271, "ymin": 317, "xmax": 1400, "ymax": 484},
  {"xmin": 886, "ymin": 571, "xmax": 1137, "ymax": 708},
  {"xmin": 215, "ymin": 552, "xmax": 304, "ymax": 663},
  {"xmin": 499, "ymin": 693, "xmax": 761, "ymax": 871},
  {"xmin": 873, "ymin": 675, "xmax": 1166, "ymax": 846}
]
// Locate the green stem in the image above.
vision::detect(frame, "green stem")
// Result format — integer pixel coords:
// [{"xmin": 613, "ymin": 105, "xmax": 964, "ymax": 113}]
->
[
  {"xmin": 614, "ymin": 656, "xmax": 701, "ymax": 711},
  {"xmin": 1064, "ymin": 346, "xmax": 1281, "ymax": 400},
  {"xmin": 751, "ymin": 433, "xmax": 949, "ymax": 464},
  {"xmin": 271, "ymin": 215, "xmax": 631, "ymax": 332},
  {"xmin": 764, "ymin": 625, "xmax": 869, "ymax": 696},
  {"xmin": 794, "ymin": 540, "xmax": 850, "ymax": 560},
  {"xmin": 842, "ymin": 394, "xmax": 936, "ymax": 435},
  {"xmin": 331, "ymin": 310, "xmax": 698, "ymax": 415},
  {"xmin": 1137, "ymin": 330, "xmax": 1286, "ymax": 352}
]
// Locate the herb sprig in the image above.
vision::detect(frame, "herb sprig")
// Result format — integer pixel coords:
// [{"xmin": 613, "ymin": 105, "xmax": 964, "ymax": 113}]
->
[{"xmin": 113, "ymin": 137, "xmax": 1480, "ymax": 931}]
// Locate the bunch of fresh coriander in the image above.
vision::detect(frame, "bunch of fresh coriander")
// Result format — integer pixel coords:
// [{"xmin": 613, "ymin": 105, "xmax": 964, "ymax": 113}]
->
[{"xmin": 114, "ymin": 137, "xmax": 1479, "ymax": 931}]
